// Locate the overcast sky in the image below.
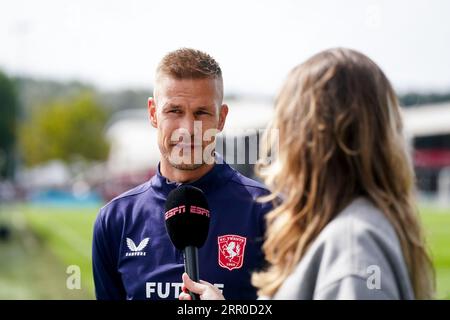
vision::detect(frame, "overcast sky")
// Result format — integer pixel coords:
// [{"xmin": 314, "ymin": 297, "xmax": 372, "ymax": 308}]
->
[{"xmin": 1, "ymin": 0, "xmax": 450, "ymax": 96}]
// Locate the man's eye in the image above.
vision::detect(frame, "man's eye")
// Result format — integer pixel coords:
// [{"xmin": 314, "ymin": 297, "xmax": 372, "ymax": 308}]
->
[
  {"xmin": 196, "ymin": 111, "xmax": 209, "ymax": 116},
  {"xmin": 169, "ymin": 110, "xmax": 181, "ymax": 114}
]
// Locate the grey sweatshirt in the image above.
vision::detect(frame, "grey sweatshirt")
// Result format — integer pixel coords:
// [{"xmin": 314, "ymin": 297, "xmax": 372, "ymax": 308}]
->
[{"xmin": 271, "ymin": 197, "xmax": 414, "ymax": 300}]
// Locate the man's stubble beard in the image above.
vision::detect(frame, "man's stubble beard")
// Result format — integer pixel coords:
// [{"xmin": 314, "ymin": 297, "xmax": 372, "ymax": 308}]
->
[
  {"xmin": 165, "ymin": 145, "xmax": 215, "ymax": 171},
  {"xmin": 169, "ymin": 162, "xmax": 204, "ymax": 171}
]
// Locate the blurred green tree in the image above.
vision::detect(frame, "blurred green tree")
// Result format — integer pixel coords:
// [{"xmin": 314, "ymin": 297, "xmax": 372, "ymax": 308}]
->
[
  {"xmin": 19, "ymin": 92, "xmax": 110, "ymax": 167},
  {"xmin": 0, "ymin": 70, "xmax": 19, "ymax": 180}
]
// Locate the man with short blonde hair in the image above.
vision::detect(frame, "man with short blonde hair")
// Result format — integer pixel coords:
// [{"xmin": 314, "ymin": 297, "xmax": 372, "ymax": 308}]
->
[{"xmin": 93, "ymin": 48, "xmax": 271, "ymax": 300}]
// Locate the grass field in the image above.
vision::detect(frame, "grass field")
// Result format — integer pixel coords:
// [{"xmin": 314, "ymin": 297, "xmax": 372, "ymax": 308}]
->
[
  {"xmin": 420, "ymin": 206, "xmax": 450, "ymax": 299},
  {"xmin": 0, "ymin": 203, "xmax": 449, "ymax": 299},
  {"xmin": 0, "ymin": 204, "xmax": 98, "ymax": 299}
]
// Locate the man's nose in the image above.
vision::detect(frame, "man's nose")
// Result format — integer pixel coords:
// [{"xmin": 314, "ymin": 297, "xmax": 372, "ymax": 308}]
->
[{"xmin": 180, "ymin": 114, "xmax": 201, "ymax": 136}]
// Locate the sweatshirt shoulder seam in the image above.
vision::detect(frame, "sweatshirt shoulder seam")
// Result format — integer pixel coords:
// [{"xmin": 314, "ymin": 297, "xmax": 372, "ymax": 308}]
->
[
  {"xmin": 227, "ymin": 176, "xmax": 269, "ymax": 192},
  {"xmin": 101, "ymin": 181, "xmax": 151, "ymax": 210}
]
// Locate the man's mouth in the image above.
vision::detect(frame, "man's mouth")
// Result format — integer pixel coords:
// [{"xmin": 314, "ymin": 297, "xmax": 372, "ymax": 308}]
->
[{"xmin": 171, "ymin": 143, "xmax": 203, "ymax": 148}]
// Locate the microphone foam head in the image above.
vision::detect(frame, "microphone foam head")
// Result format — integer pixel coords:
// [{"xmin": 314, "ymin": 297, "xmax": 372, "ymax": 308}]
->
[{"xmin": 164, "ymin": 185, "xmax": 210, "ymax": 250}]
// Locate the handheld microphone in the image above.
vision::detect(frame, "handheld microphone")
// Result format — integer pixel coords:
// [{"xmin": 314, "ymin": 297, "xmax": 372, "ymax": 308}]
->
[{"xmin": 164, "ymin": 185, "xmax": 210, "ymax": 300}]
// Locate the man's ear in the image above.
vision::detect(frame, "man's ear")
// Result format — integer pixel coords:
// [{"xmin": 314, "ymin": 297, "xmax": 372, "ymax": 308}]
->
[
  {"xmin": 148, "ymin": 97, "xmax": 157, "ymax": 128},
  {"xmin": 218, "ymin": 104, "xmax": 228, "ymax": 132}
]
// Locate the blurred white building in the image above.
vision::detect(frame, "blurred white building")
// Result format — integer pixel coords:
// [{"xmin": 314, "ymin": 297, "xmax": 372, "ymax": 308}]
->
[
  {"xmin": 402, "ymin": 102, "xmax": 450, "ymax": 206},
  {"xmin": 106, "ymin": 109, "xmax": 160, "ymax": 177}
]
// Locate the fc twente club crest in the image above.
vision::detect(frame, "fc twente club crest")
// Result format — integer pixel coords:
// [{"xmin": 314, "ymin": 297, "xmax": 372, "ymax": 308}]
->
[{"xmin": 217, "ymin": 234, "xmax": 247, "ymax": 271}]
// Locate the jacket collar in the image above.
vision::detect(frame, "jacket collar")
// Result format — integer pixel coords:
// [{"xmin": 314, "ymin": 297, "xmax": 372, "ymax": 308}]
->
[{"xmin": 150, "ymin": 153, "xmax": 235, "ymax": 196}]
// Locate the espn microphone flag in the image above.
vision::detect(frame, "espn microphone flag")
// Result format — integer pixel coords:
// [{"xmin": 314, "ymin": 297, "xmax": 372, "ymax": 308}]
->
[
  {"xmin": 164, "ymin": 185, "xmax": 210, "ymax": 249},
  {"xmin": 164, "ymin": 185, "xmax": 210, "ymax": 300}
]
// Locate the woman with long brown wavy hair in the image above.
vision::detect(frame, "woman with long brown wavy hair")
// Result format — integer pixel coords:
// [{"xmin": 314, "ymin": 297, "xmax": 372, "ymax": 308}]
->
[{"xmin": 179, "ymin": 48, "xmax": 435, "ymax": 300}]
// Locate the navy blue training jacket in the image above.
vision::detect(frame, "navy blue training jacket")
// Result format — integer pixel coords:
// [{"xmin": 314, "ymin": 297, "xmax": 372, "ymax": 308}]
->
[{"xmin": 92, "ymin": 157, "xmax": 271, "ymax": 300}]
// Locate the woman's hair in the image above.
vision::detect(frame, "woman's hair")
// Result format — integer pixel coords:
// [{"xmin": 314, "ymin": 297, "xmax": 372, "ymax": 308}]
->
[{"xmin": 252, "ymin": 48, "xmax": 435, "ymax": 299}]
